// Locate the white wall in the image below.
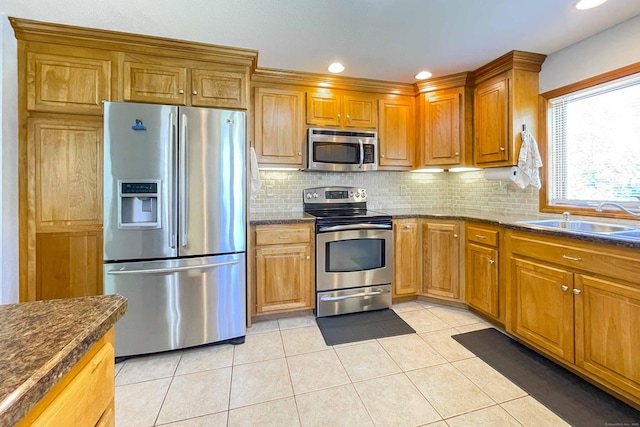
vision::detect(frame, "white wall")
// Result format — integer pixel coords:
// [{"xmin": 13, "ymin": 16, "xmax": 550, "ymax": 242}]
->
[
  {"xmin": 0, "ymin": 13, "xmax": 19, "ymax": 304},
  {"xmin": 540, "ymin": 14, "xmax": 640, "ymax": 93}
]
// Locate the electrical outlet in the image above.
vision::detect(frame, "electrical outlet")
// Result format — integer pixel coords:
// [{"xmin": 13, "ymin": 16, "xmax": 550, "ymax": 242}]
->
[
  {"xmin": 266, "ymin": 185, "xmax": 274, "ymax": 197},
  {"xmin": 401, "ymin": 185, "xmax": 408, "ymax": 196}
]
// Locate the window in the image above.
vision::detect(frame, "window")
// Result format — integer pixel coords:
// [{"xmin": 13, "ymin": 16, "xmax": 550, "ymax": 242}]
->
[{"xmin": 542, "ymin": 66, "xmax": 640, "ymax": 217}]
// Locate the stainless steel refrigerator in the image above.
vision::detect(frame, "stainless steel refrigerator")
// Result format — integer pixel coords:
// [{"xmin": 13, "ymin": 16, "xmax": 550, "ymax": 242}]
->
[{"xmin": 103, "ymin": 102, "xmax": 246, "ymax": 358}]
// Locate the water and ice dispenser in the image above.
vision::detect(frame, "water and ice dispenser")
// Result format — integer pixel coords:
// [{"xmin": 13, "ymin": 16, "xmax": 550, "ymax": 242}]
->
[{"xmin": 117, "ymin": 180, "xmax": 161, "ymax": 229}]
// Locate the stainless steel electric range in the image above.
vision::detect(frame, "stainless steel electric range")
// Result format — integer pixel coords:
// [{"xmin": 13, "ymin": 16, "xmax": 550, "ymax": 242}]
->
[{"xmin": 303, "ymin": 186, "xmax": 393, "ymax": 317}]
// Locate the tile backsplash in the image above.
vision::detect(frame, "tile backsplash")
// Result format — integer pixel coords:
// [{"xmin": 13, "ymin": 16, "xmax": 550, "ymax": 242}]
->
[{"xmin": 250, "ymin": 170, "xmax": 541, "ymax": 216}]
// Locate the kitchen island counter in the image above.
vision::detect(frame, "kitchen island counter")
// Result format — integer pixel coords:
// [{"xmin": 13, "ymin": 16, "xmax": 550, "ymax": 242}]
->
[{"xmin": 0, "ymin": 294, "xmax": 127, "ymax": 427}]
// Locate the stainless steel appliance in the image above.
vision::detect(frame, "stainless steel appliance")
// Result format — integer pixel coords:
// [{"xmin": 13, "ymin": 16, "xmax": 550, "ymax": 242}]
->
[
  {"xmin": 103, "ymin": 102, "xmax": 246, "ymax": 358},
  {"xmin": 304, "ymin": 187, "xmax": 392, "ymax": 317},
  {"xmin": 306, "ymin": 128, "xmax": 378, "ymax": 172}
]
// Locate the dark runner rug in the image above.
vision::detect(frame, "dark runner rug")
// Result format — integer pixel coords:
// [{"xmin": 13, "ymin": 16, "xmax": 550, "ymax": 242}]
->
[
  {"xmin": 452, "ymin": 328, "xmax": 640, "ymax": 427},
  {"xmin": 316, "ymin": 309, "xmax": 415, "ymax": 346}
]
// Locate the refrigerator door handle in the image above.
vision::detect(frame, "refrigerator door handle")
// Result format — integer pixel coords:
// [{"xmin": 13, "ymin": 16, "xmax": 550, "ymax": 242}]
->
[
  {"xmin": 107, "ymin": 260, "xmax": 239, "ymax": 275},
  {"xmin": 168, "ymin": 112, "xmax": 177, "ymax": 249},
  {"xmin": 180, "ymin": 113, "xmax": 188, "ymax": 247}
]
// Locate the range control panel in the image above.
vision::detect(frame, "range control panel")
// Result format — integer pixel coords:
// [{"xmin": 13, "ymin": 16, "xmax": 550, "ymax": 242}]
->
[{"xmin": 303, "ymin": 186, "xmax": 367, "ymax": 204}]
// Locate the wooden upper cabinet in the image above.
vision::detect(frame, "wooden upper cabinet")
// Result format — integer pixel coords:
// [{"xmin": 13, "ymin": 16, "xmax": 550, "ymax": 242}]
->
[
  {"xmin": 306, "ymin": 90, "xmax": 377, "ymax": 129},
  {"xmin": 306, "ymin": 91, "xmax": 342, "ymax": 127},
  {"xmin": 472, "ymin": 51, "xmax": 546, "ymax": 167},
  {"xmin": 393, "ymin": 219, "xmax": 420, "ymax": 297},
  {"xmin": 379, "ymin": 97, "xmax": 414, "ymax": 169},
  {"xmin": 26, "ymin": 52, "xmax": 111, "ymax": 115},
  {"xmin": 123, "ymin": 61, "xmax": 187, "ymax": 105},
  {"xmin": 254, "ymin": 87, "xmax": 305, "ymax": 167},
  {"xmin": 474, "ymin": 74, "xmax": 509, "ymax": 164},
  {"xmin": 422, "ymin": 88, "xmax": 461, "ymax": 166},
  {"xmin": 343, "ymin": 94, "xmax": 377, "ymax": 129},
  {"xmin": 191, "ymin": 68, "xmax": 246, "ymax": 109},
  {"xmin": 30, "ymin": 117, "xmax": 103, "ymax": 229}
]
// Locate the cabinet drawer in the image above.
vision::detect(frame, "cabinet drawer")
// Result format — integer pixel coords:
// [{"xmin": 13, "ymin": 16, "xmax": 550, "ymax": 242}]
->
[
  {"xmin": 256, "ymin": 225, "xmax": 312, "ymax": 245},
  {"xmin": 467, "ymin": 225, "xmax": 499, "ymax": 247},
  {"xmin": 509, "ymin": 232, "xmax": 640, "ymax": 284}
]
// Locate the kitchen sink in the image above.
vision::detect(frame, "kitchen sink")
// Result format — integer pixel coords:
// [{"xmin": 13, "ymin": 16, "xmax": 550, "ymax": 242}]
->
[{"xmin": 517, "ymin": 219, "xmax": 637, "ymax": 234}]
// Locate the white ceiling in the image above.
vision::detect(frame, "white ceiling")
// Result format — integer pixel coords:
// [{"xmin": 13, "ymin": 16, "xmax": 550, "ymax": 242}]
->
[{"xmin": 2, "ymin": 0, "xmax": 640, "ymax": 83}]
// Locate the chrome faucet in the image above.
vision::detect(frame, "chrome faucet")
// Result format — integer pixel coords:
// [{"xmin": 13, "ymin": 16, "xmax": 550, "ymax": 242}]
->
[
  {"xmin": 562, "ymin": 212, "xmax": 571, "ymax": 221},
  {"xmin": 595, "ymin": 202, "xmax": 640, "ymax": 218}
]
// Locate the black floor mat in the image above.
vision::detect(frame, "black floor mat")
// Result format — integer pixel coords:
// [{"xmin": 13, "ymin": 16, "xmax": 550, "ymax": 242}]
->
[
  {"xmin": 452, "ymin": 328, "xmax": 640, "ymax": 427},
  {"xmin": 316, "ymin": 309, "xmax": 415, "ymax": 346}
]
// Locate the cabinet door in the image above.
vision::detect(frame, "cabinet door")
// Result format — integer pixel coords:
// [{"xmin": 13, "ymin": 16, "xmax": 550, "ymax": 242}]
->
[
  {"xmin": 379, "ymin": 98, "xmax": 414, "ymax": 168},
  {"xmin": 343, "ymin": 94, "xmax": 377, "ymax": 129},
  {"xmin": 191, "ymin": 69, "xmax": 246, "ymax": 109},
  {"xmin": 27, "ymin": 52, "xmax": 111, "ymax": 115},
  {"xmin": 423, "ymin": 88, "xmax": 461, "ymax": 166},
  {"xmin": 574, "ymin": 274, "xmax": 640, "ymax": 398},
  {"xmin": 511, "ymin": 258, "xmax": 574, "ymax": 362},
  {"xmin": 393, "ymin": 219, "xmax": 420, "ymax": 296},
  {"xmin": 30, "ymin": 117, "xmax": 102, "ymax": 229},
  {"xmin": 422, "ymin": 222, "xmax": 461, "ymax": 299},
  {"xmin": 36, "ymin": 231, "xmax": 103, "ymax": 300},
  {"xmin": 306, "ymin": 91, "xmax": 341, "ymax": 127},
  {"xmin": 254, "ymin": 87, "xmax": 305, "ymax": 166},
  {"xmin": 466, "ymin": 243, "xmax": 499, "ymax": 318},
  {"xmin": 256, "ymin": 243, "xmax": 312, "ymax": 313},
  {"xmin": 474, "ymin": 75, "xmax": 509, "ymax": 164},
  {"xmin": 123, "ymin": 61, "xmax": 187, "ymax": 105}
]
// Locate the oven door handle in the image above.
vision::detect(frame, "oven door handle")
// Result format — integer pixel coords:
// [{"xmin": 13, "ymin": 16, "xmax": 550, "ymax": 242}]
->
[
  {"xmin": 318, "ymin": 223, "xmax": 392, "ymax": 232},
  {"xmin": 320, "ymin": 288, "xmax": 390, "ymax": 302},
  {"xmin": 358, "ymin": 138, "xmax": 364, "ymax": 169}
]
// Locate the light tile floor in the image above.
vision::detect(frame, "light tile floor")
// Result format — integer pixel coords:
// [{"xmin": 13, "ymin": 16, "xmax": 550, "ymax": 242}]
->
[{"xmin": 114, "ymin": 301, "xmax": 570, "ymax": 427}]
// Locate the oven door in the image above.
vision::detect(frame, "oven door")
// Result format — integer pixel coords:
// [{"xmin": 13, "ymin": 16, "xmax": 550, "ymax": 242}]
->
[{"xmin": 316, "ymin": 225, "xmax": 392, "ymax": 292}]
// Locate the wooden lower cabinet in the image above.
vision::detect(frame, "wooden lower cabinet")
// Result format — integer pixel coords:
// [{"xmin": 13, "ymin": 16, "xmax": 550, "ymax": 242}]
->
[
  {"xmin": 465, "ymin": 223, "xmax": 501, "ymax": 320},
  {"xmin": 18, "ymin": 329, "xmax": 115, "ymax": 427},
  {"xmin": 511, "ymin": 257, "xmax": 575, "ymax": 362},
  {"xmin": 253, "ymin": 224, "xmax": 314, "ymax": 315},
  {"xmin": 507, "ymin": 230, "xmax": 640, "ymax": 407},
  {"xmin": 422, "ymin": 221, "xmax": 461, "ymax": 300},
  {"xmin": 574, "ymin": 274, "xmax": 640, "ymax": 399},
  {"xmin": 392, "ymin": 219, "xmax": 420, "ymax": 297}
]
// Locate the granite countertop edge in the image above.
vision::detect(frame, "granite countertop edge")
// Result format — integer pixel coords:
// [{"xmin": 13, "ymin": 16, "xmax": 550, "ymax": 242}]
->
[
  {"xmin": 0, "ymin": 295, "xmax": 127, "ymax": 427},
  {"xmin": 250, "ymin": 210, "xmax": 640, "ymax": 249}
]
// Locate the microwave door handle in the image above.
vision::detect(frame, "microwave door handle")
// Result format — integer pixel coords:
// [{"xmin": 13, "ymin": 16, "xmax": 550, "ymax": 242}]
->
[{"xmin": 359, "ymin": 139, "xmax": 364, "ymax": 169}]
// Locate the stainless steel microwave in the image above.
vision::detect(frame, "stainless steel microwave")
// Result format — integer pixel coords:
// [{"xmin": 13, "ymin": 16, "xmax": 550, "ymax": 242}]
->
[{"xmin": 306, "ymin": 128, "xmax": 378, "ymax": 172}]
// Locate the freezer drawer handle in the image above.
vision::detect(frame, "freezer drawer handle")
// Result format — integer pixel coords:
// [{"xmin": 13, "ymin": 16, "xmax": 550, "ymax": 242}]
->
[
  {"xmin": 107, "ymin": 260, "xmax": 239, "ymax": 275},
  {"xmin": 318, "ymin": 223, "xmax": 392, "ymax": 232},
  {"xmin": 320, "ymin": 288, "xmax": 390, "ymax": 302}
]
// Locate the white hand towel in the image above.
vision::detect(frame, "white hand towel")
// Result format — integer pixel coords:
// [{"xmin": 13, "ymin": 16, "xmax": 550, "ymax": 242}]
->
[
  {"xmin": 513, "ymin": 130, "xmax": 543, "ymax": 189},
  {"xmin": 249, "ymin": 147, "xmax": 261, "ymax": 200}
]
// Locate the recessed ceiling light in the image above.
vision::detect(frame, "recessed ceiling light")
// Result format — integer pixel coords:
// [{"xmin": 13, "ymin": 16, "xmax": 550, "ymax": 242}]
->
[
  {"xmin": 574, "ymin": 0, "xmax": 607, "ymax": 10},
  {"xmin": 328, "ymin": 62, "xmax": 345, "ymax": 73},
  {"xmin": 415, "ymin": 71, "xmax": 432, "ymax": 80}
]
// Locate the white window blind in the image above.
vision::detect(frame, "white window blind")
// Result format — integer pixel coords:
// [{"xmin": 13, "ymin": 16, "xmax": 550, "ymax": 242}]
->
[{"xmin": 548, "ymin": 73, "xmax": 640, "ymax": 207}]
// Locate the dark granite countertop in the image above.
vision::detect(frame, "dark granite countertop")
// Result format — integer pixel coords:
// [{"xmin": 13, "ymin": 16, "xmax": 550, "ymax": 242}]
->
[
  {"xmin": 251, "ymin": 209, "xmax": 640, "ymax": 250},
  {"xmin": 0, "ymin": 294, "xmax": 127, "ymax": 427}
]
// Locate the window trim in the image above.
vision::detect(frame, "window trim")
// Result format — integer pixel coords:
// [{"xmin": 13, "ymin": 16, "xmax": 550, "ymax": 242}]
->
[{"xmin": 539, "ymin": 62, "xmax": 640, "ymax": 220}]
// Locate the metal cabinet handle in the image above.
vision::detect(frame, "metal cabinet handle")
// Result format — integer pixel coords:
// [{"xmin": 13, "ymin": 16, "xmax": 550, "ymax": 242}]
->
[
  {"xmin": 298, "ymin": 151, "xmax": 302, "ymax": 156},
  {"xmin": 489, "ymin": 259, "xmax": 495, "ymax": 264},
  {"xmin": 279, "ymin": 236, "xmax": 290, "ymax": 239},
  {"xmin": 346, "ymin": 114, "xmax": 351, "ymax": 120},
  {"xmin": 178, "ymin": 89, "xmax": 184, "ymax": 94},
  {"xmin": 405, "ymin": 225, "xmax": 411, "ymax": 229},
  {"xmin": 381, "ymin": 154, "xmax": 385, "ymax": 158},
  {"xmin": 475, "ymin": 234, "xmax": 486, "ymax": 239},
  {"xmin": 499, "ymin": 147, "xmax": 505, "ymax": 151},
  {"xmin": 455, "ymin": 152, "xmax": 459, "ymax": 156},
  {"xmin": 306, "ymin": 255, "xmax": 310, "ymax": 260},
  {"xmin": 573, "ymin": 289, "xmax": 582, "ymax": 295},
  {"xmin": 562, "ymin": 255, "xmax": 582, "ymax": 261},
  {"xmin": 454, "ymin": 234, "xmax": 459, "ymax": 238},
  {"xmin": 192, "ymin": 90, "xmax": 198, "ymax": 95},
  {"xmin": 337, "ymin": 113, "xmax": 341, "ymax": 119},
  {"xmin": 561, "ymin": 285, "xmax": 569, "ymax": 292}
]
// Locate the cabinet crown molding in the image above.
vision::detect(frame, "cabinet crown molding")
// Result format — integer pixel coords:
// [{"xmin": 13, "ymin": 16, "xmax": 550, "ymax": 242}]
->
[
  {"xmin": 10, "ymin": 17, "xmax": 258, "ymax": 72},
  {"xmin": 252, "ymin": 67, "xmax": 416, "ymax": 96},
  {"xmin": 472, "ymin": 50, "xmax": 547, "ymax": 84},
  {"xmin": 415, "ymin": 72, "xmax": 474, "ymax": 93}
]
